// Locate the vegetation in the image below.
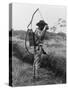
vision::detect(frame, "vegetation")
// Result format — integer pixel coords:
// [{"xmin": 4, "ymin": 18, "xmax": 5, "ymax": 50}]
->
[{"xmin": 11, "ymin": 29, "xmax": 66, "ymax": 86}]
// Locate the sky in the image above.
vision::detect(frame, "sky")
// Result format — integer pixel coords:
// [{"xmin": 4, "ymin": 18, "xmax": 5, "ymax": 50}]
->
[{"xmin": 12, "ymin": 3, "xmax": 66, "ymax": 32}]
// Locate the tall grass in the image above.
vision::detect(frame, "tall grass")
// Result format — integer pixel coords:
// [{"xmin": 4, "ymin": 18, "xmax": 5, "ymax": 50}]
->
[{"xmin": 12, "ymin": 42, "xmax": 66, "ymax": 83}]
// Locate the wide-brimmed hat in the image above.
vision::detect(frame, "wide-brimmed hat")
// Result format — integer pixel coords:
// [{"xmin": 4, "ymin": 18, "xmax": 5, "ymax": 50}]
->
[{"xmin": 36, "ymin": 20, "xmax": 48, "ymax": 27}]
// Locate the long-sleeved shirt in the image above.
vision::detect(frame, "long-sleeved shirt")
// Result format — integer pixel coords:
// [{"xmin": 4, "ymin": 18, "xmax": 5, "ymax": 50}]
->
[{"xmin": 34, "ymin": 26, "xmax": 47, "ymax": 46}]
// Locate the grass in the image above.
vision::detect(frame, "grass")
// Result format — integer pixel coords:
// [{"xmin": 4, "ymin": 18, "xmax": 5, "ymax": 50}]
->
[
  {"xmin": 11, "ymin": 30, "xmax": 66, "ymax": 86},
  {"xmin": 12, "ymin": 41, "xmax": 66, "ymax": 83}
]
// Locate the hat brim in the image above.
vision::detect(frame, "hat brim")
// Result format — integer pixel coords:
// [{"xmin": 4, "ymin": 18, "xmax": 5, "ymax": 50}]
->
[{"xmin": 36, "ymin": 20, "xmax": 48, "ymax": 26}]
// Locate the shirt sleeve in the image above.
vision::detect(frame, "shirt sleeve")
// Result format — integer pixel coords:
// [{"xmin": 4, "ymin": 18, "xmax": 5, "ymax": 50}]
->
[
  {"xmin": 35, "ymin": 28, "xmax": 41, "ymax": 38},
  {"xmin": 35, "ymin": 27, "xmax": 46, "ymax": 41}
]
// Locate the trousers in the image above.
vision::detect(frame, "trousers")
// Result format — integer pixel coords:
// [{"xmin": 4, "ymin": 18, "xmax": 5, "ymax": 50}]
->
[{"xmin": 33, "ymin": 45, "xmax": 42, "ymax": 78}]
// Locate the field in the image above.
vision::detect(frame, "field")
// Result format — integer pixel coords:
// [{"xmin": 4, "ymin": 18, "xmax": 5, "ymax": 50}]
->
[{"xmin": 10, "ymin": 30, "xmax": 66, "ymax": 86}]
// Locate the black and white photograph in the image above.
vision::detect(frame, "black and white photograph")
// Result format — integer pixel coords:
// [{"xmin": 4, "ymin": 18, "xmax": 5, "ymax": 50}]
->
[{"xmin": 9, "ymin": 3, "xmax": 66, "ymax": 87}]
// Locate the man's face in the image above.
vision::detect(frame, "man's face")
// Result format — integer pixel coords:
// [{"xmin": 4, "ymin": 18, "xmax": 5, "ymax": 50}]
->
[{"xmin": 38, "ymin": 25, "xmax": 45, "ymax": 31}]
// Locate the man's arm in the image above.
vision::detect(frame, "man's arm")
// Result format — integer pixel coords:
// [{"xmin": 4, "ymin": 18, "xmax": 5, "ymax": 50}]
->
[
  {"xmin": 39, "ymin": 25, "xmax": 48, "ymax": 40},
  {"xmin": 34, "ymin": 25, "xmax": 49, "ymax": 40}
]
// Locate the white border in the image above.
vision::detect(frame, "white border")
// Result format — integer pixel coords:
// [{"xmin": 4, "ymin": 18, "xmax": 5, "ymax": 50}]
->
[{"xmin": 0, "ymin": 0, "xmax": 68, "ymax": 90}]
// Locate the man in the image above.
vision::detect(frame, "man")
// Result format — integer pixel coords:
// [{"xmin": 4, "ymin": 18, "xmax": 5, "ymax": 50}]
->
[{"xmin": 33, "ymin": 20, "xmax": 49, "ymax": 79}]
